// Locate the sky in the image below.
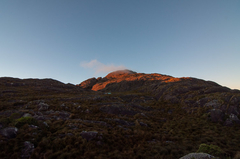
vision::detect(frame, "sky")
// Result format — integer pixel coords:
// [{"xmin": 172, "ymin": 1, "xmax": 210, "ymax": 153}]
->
[{"xmin": 0, "ymin": 0, "xmax": 240, "ymax": 89}]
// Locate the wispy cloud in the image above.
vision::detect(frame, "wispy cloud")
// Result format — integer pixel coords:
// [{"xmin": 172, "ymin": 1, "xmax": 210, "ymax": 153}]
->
[{"xmin": 80, "ymin": 59, "xmax": 127, "ymax": 75}]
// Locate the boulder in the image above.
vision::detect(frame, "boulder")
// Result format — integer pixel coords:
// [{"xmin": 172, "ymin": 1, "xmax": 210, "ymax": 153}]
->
[
  {"xmin": 38, "ymin": 102, "xmax": 49, "ymax": 111},
  {"xmin": 0, "ymin": 127, "xmax": 18, "ymax": 138},
  {"xmin": 204, "ymin": 100, "xmax": 222, "ymax": 108},
  {"xmin": 227, "ymin": 106, "xmax": 240, "ymax": 116},
  {"xmin": 22, "ymin": 113, "xmax": 32, "ymax": 118},
  {"xmin": 210, "ymin": 109, "xmax": 224, "ymax": 123},
  {"xmin": 21, "ymin": 141, "xmax": 34, "ymax": 159},
  {"xmin": 224, "ymin": 114, "xmax": 240, "ymax": 126},
  {"xmin": 80, "ymin": 131, "xmax": 99, "ymax": 141},
  {"xmin": 196, "ymin": 97, "xmax": 210, "ymax": 107},
  {"xmin": 230, "ymin": 96, "xmax": 240, "ymax": 105},
  {"xmin": 180, "ymin": 152, "xmax": 216, "ymax": 159}
]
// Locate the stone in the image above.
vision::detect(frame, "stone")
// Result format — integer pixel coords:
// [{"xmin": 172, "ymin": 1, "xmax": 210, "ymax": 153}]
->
[
  {"xmin": 38, "ymin": 102, "xmax": 49, "ymax": 111},
  {"xmin": 196, "ymin": 97, "xmax": 210, "ymax": 107},
  {"xmin": 0, "ymin": 127, "xmax": 18, "ymax": 138},
  {"xmin": 204, "ymin": 100, "xmax": 221, "ymax": 108},
  {"xmin": 210, "ymin": 109, "xmax": 224, "ymax": 122},
  {"xmin": 21, "ymin": 141, "xmax": 34, "ymax": 159},
  {"xmin": 113, "ymin": 118, "xmax": 135, "ymax": 126},
  {"xmin": 230, "ymin": 96, "xmax": 240, "ymax": 105},
  {"xmin": 22, "ymin": 113, "xmax": 32, "ymax": 118},
  {"xmin": 227, "ymin": 106, "xmax": 239, "ymax": 115},
  {"xmin": 180, "ymin": 152, "xmax": 216, "ymax": 159},
  {"xmin": 80, "ymin": 131, "xmax": 98, "ymax": 141}
]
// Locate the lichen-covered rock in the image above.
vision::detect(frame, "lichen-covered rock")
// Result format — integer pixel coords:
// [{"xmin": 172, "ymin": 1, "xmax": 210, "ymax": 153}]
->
[{"xmin": 0, "ymin": 127, "xmax": 18, "ymax": 138}]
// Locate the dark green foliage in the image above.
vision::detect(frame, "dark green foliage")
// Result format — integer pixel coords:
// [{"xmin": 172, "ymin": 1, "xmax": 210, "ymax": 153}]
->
[
  {"xmin": 14, "ymin": 116, "xmax": 38, "ymax": 128},
  {"xmin": 197, "ymin": 143, "xmax": 225, "ymax": 157}
]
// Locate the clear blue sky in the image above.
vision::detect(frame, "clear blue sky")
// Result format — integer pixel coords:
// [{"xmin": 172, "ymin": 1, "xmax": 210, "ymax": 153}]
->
[{"xmin": 1, "ymin": 0, "xmax": 240, "ymax": 89}]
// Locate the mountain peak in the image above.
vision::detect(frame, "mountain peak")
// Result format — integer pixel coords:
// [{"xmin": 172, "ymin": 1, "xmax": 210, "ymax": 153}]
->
[{"xmin": 105, "ymin": 69, "xmax": 137, "ymax": 78}]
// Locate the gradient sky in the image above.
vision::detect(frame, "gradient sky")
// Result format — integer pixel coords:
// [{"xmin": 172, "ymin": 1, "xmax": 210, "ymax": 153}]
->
[{"xmin": 1, "ymin": 0, "xmax": 240, "ymax": 89}]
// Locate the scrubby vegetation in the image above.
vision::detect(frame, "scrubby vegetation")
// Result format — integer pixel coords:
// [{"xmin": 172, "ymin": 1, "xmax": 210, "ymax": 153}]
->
[{"xmin": 0, "ymin": 75, "xmax": 240, "ymax": 158}]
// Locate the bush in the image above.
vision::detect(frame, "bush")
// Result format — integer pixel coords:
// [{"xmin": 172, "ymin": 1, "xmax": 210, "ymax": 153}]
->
[
  {"xmin": 197, "ymin": 143, "xmax": 225, "ymax": 157},
  {"xmin": 14, "ymin": 116, "xmax": 38, "ymax": 128}
]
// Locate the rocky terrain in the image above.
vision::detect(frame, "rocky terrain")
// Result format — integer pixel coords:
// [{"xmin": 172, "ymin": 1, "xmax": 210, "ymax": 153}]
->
[{"xmin": 1, "ymin": 70, "xmax": 240, "ymax": 158}]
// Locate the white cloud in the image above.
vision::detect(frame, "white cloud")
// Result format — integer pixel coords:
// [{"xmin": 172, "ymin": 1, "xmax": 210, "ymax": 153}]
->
[{"xmin": 80, "ymin": 59, "xmax": 127, "ymax": 75}]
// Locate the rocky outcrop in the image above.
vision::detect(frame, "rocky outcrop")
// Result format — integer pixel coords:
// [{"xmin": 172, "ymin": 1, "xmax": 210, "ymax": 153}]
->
[
  {"xmin": 0, "ymin": 127, "xmax": 18, "ymax": 138},
  {"xmin": 78, "ymin": 70, "xmax": 186, "ymax": 91},
  {"xmin": 80, "ymin": 131, "xmax": 99, "ymax": 141},
  {"xmin": 78, "ymin": 70, "xmax": 240, "ymax": 126},
  {"xmin": 78, "ymin": 77, "xmax": 98, "ymax": 89},
  {"xmin": 21, "ymin": 141, "xmax": 34, "ymax": 159},
  {"xmin": 180, "ymin": 152, "xmax": 216, "ymax": 159}
]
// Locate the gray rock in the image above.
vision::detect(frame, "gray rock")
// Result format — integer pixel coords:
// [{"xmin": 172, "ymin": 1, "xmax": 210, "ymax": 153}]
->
[
  {"xmin": 224, "ymin": 119, "xmax": 233, "ymax": 126},
  {"xmin": 210, "ymin": 109, "xmax": 224, "ymax": 122},
  {"xmin": 229, "ymin": 113, "xmax": 239, "ymax": 121},
  {"xmin": 21, "ymin": 141, "xmax": 34, "ymax": 159},
  {"xmin": 224, "ymin": 114, "xmax": 240, "ymax": 126},
  {"xmin": 80, "ymin": 131, "xmax": 98, "ymax": 141},
  {"xmin": 22, "ymin": 113, "xmax": 32, "ymax": 118},
  {"xmin": 180, "ymin": 152, "xmax": 216, "ymax": 159},
  {"xmin": 113, "ymin": 118, "xmax": 135, "ymax": 126},
  {"xmin": 0, "ymin": 127, "xmax": 18, "ymax": 138},
  {"xmin": 204, "ymin": 100, "xmax": 221, "ymax": 108},
  {"xmin": 38, "ymin": 102, "xmax": 49, "ymax": 111},
  {"xmin": 227, "ymin": 105, "xmax": 239, "ymax": 115},
  {"xmin": 230, "ymin": 96, "xmax": 240, "ymax": 105},
  {"xmin": 196, "ymin": 97, "xmax": 210, "ymax": 107}
]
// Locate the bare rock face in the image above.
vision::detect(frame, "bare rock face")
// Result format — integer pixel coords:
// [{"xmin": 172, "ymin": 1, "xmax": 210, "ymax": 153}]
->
[
  {"xmin": 78, "ymin": 77, "xmax": 98, "ymax": 89},
  {"xmin": 105, "ymin": 70, "xmax": 137, "ymax": 78}
]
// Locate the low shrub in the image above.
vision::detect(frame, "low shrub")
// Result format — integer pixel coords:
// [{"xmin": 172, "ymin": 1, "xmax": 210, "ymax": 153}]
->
[
  {"xmin": 14, "ymin": 116, "xmax": 38, "ymax": 128},
  {"xmin": 197, "ymin": 143, "xmax": 225, "ymax": 157}
]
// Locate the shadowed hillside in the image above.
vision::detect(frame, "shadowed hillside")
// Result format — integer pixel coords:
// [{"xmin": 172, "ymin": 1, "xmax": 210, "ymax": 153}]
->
[{"xmin": 1, "ymin": 72, "xmax": 240, "ymax": 158}]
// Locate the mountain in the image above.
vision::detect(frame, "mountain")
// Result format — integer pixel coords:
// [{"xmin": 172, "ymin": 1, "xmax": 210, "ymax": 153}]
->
[{"xmin": 1, "ymin": 72, "xmax": 240, "ymax": 158}]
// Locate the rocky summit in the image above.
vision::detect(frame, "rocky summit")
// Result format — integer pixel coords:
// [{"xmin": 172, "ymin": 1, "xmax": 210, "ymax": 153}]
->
[{"xmin": 1, "ymin": 71, "xmax": 240, "ymax": 159}]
